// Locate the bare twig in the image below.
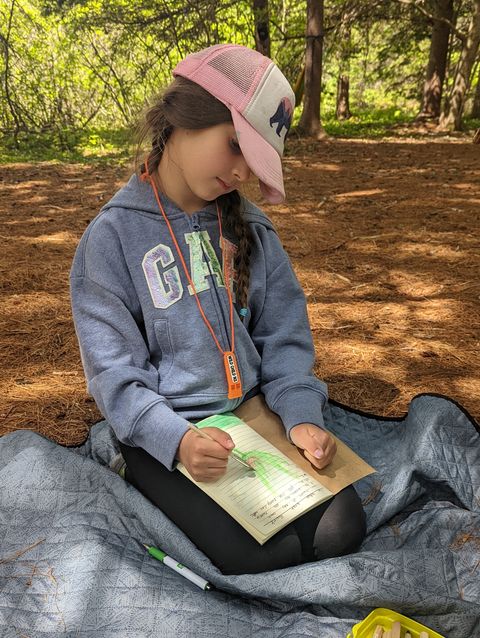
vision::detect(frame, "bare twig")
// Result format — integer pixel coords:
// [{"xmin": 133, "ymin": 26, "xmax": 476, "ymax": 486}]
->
[
  {"xmin": 362, "ymin": 481, "xmax": 382, "ymax": 506},
  {"xmin": 0, "ymin": 538, "xmax": 46, "ymax": 564}
]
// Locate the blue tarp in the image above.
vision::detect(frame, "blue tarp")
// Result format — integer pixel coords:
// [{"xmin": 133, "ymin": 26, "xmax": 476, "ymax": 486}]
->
[{"xmin": 0, "ymin": 394, "xmax": 479, "ymax": 637}]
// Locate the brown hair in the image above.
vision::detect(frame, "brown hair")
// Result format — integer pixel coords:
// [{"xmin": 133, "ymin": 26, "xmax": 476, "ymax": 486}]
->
[{"xmin": 134, "ymin": 77, "xmax": 252, "ymax": 313}]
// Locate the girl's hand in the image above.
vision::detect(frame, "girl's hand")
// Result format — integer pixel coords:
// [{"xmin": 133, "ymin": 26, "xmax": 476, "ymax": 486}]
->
[
  {"xmin": 177, "ymin": 426, "xmax": 234, "ymax": 482},
  {"xmin": 289, "ymin": 423, "xmax": 337, "ymax": 470}
]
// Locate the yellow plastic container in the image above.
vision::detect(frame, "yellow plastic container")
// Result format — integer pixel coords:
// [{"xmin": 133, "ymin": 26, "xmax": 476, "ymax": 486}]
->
[{"xmin": 347, "ymin": 608, "xmax": 446, "ymax": 638}]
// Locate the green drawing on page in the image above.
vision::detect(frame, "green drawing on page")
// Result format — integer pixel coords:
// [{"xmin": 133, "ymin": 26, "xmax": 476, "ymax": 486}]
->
[
  {"xmin": 196, "ymin": 412, "xmax": 301, "ymax": 491},
  {"xmin": 237, "ymin": 450, "xmax": 301, "ymax": 492},
  {"xmin": 196, "ymin": 413, "xmax": 242, "ymax": 431}
]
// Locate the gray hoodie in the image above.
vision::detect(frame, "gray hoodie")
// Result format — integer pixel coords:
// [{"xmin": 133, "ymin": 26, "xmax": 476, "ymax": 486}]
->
[{"xmin": 70, "ymin": 174, "xmax": 328, "ymax": 469}]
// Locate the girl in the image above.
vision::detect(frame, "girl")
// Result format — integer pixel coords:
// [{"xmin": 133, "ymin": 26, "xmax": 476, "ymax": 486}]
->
[{"xmin": 70, "ymin": 43, "xmax": 366, "ymax": 574}]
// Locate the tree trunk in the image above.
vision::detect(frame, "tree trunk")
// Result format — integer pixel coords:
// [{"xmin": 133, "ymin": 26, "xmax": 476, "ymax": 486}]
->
[
  {"xmin": 0, "ymin": 0, "xmax": 23, "ymax": 146},
  {"xmin": 335, "ymin": 23, "xmax": 352, "ymax": 120},
  {"xmin": 253, "ymin": 0, "xmax": 270, "ymax": 58},
  {"xmin": 293, "ymin": 64, "xmax": 305, "ymax": 105},
  {"xmin": 417, "ymin": 0, "xmax": 454, "ymax": 121},
  {"xmin": 471, "ymin": 66, "xmax": 480, "ymax": 117},
  {"xmin": 297, "ymin": 0, "xmax": 326, "ymax": 138},
  {"xmin": 439, "ymin": 0, "xmax": 480, "ymax": 130},
  {"xmin": 336, "ymin": 75, "xmax": 351, "ymax": 120}
]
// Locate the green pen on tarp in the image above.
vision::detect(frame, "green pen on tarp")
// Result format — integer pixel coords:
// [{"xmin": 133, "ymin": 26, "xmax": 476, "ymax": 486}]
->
[{"xmin": 143, "ymin": 544, "xmax": 213, "ymax": 591}]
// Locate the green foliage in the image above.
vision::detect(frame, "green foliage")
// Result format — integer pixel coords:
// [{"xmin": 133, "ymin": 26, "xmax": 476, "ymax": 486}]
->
[
  {"xmin": 463, "ymin": 116, "xmax": 480, "ymax": 131},
  {"xmin": 268, "ymin": 0, "xmax": 306, "ymax": 85},
  {"xmin": 323, "ymin": 108, "xmax": 415, "ymax": 138},
  {"xmin": 1, "ymin": 0, "xmax": 478, "ymax": 152},
  {"xmin": 1, "ymin": 109, "xmax": 478, "ymax": 165},
  {"xmin": 0, "ymin": 127, "xmax": 133, "ymax": 163}
]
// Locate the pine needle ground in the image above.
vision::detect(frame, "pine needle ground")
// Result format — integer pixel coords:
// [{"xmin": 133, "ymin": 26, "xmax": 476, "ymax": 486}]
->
[{"xmin": 1, "ymin": 137, "xmax": 479, "ymax": 444}]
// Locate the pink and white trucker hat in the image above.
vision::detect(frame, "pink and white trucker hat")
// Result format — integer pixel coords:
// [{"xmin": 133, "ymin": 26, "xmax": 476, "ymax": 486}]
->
[{"xmin": 173, "ymin": 44, "xmax": 295, "ymax": 204}]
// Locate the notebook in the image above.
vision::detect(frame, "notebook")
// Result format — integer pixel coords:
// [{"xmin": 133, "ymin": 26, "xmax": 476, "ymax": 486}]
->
[{"xmin": 176, "ymin": 395, "xmax": 375, "ymax": 544}]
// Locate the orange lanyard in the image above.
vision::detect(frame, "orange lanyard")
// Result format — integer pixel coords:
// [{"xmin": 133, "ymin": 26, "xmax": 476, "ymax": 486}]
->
[{"xmin": 141, "ymin": 168, "xmax": 242, "ymax": 399}]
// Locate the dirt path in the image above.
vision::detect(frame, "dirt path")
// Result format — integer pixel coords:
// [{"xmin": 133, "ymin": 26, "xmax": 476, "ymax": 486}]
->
[{"xmin": 1, "ymin": 137, "xmax": 479, "ymax": 444}]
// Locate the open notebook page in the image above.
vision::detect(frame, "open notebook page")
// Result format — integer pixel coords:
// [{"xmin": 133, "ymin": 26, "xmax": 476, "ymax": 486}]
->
[{"xmin": 176, "ymin": 413, "xmax": 334, "ymax": 544}]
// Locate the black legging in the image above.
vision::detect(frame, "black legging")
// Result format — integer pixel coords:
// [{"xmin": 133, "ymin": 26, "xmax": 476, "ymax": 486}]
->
[{"xmin": 120, "ymin": 441, "xmax": 367, "ymax": 575}]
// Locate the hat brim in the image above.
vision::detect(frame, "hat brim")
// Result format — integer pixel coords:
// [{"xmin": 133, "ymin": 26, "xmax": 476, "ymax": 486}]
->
[{"xmin": 231, "ymin": 109, "xmax": 285, "ymax": 204}]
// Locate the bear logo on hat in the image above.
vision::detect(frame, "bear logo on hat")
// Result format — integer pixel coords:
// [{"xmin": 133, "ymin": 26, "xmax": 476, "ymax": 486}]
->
[{"xmin": 269, "ymin": 97, "xmax": 294, "ymax": 139}]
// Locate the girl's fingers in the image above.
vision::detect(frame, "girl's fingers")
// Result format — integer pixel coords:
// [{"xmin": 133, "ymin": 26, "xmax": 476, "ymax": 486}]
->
[
  {"xmin": 310, "ymin": 432, "xmax": 336, "ymax": 460},
  {"xmin": 315, "ymin": 435, "xmax": 336, "ymax": 460},
  {"xmin": 200, "ymin": 427, "xmax": 235, "ymax": 454},
  {"xmin": 195, "ymin": 436, "xmax": 232, "ymax": 460},
  {"xmin": 193, "ymin": 464, "xmax": 229, "ymax": 482},
  {"xmin": 304, "ymin": 448, "xmax": 331, "ymax": 470},
  {"xmin": 189, "ymin": 452, "xmax": 229, "ymax": 479},
  {"xmin": 304, "ymin": 433, "xmax": 336, "ymax": 469},
  {"xmin": 200, "ymin": 455, "xmax": 229, "ymax": 468}
]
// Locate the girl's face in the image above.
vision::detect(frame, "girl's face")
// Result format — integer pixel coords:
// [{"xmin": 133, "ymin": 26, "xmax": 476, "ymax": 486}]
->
[{"xmin": 158, "ymin": 123, "xmax": 253, "ymax": 213}]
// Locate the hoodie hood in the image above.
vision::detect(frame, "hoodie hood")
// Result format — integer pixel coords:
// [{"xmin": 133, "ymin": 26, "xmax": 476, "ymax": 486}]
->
[{"xmin": 101, "ymin": 173, "xmax": 276, "ymax": 231}]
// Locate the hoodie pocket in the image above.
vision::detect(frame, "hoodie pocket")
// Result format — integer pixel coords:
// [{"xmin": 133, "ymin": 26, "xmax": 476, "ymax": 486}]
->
[{"xmin": 153, "ymin": 318, "xmax": 175, "ymax": 383}]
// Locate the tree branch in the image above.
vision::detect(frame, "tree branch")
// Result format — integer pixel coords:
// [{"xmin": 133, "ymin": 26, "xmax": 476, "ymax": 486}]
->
[{"xmin": 394, "ymin": 0, "xmax": 466, "ymax": 43}]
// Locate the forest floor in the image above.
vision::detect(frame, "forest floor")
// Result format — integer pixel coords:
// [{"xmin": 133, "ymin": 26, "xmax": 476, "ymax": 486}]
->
[{"xmin": 1, "ymin": 132, "xmax": 479, "ymax": 445}]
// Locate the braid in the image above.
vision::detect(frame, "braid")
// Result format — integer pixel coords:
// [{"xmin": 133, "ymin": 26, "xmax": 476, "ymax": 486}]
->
[{"xmin": 221, "ymin": 191, "xmax": 252, "ymax": 314}]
